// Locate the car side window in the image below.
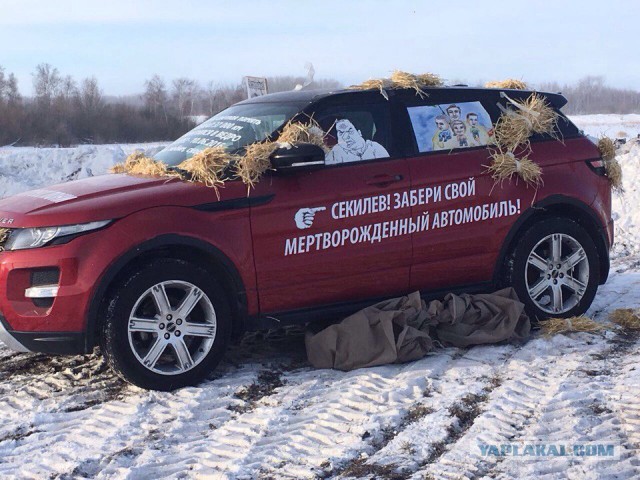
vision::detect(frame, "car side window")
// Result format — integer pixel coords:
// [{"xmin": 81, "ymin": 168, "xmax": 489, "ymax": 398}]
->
[
  {"xmin": 406, "ymin": 101, "xmax": 496, "ymax": 153},
  {"xmin": 312, "ymin": 104, "xmax": 391, "ymax": 165}
]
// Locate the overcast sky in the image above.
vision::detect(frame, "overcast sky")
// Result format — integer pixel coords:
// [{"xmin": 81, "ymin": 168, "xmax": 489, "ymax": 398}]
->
[{"xmin": 1, "ymin": 0, "xmax": 638, "ymax": 96}]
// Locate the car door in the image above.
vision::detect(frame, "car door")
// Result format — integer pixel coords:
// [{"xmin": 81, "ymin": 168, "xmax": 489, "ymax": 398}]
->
[
  {"xmin": 249, "ymin": 95, "xmax": 412, "ymax": 314},
  {"xmin": 399, "ymin": 90, "xmax": 509, "ymax": 292}
]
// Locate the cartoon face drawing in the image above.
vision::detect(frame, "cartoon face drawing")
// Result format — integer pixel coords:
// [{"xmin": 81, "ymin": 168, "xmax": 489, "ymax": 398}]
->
[
  {"xmin": 446, "ymin": 104, "xmax": 461, "ymax": 121},
  {"xmin": 435, "ymin": 115, "xmax": 450, "ymax": 132},
  {"xmin": 325, "ymin": 118, "xmax": 390, "ymax": 164},
  {"xmin": 451, "ymin": 120, "xmax": 466, "ymax": 136},
  {"xmin": 467, "ymin": 113, "xmax": 478, "ymax": 126},
  {"xmin": 336, "ymin": 119, "xmax": 366, "ymax": 152}
]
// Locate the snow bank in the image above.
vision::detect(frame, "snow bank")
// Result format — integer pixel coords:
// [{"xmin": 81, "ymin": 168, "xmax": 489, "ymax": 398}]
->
[
  {"xmin": 0, "ymin": 143, "xmax": 167, "ymax": 198},
  {"xmin": 569, "ymin": 114, "xmax": 640, "ymax": 139},
  {"xmin": 612, "ymin": 139, "xmax": 640, "ymax": 256}
]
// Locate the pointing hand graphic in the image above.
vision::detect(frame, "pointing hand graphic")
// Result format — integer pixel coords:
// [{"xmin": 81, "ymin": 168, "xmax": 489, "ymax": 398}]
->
[{"xmin": 295, "ymin": 207, "xmax": 326, "ymax": 229}]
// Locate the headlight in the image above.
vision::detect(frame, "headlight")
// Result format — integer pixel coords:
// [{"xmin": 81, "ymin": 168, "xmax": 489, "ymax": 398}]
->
[{"xmin": 4, "ymin": 220, "xmax": 111, "ymax": 251}]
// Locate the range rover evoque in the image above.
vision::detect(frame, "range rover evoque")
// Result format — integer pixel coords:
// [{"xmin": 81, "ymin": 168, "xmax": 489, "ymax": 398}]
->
[{"xmin": 0, "ymin": 86, "xmax": 613, "ymax": 390}]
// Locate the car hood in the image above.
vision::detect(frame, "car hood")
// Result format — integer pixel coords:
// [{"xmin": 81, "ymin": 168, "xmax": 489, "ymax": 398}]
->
[{"xmin": 0, "ymin": 174, "xmax": 246, "ymax": 228}]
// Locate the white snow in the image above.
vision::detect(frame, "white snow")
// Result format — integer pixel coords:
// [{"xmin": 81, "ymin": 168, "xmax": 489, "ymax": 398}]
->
[
  {"xmin": 0, "ymin": 118, "xmax": 639, "ymax": 479},
  {"xmin": 611, "ymin": 139, "xmax": 640, "ymax": 258},
  {"xmin": 0, "ymin": 143, "xmax": 167, "ymax": 199},
  {"xmin": 570, "ymin": 114, "xmax": 640, "ymax": 140}
]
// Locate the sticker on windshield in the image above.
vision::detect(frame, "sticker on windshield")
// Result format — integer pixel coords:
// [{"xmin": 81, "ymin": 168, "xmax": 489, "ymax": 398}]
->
[
  {"xmin": 325, "ymin": 119, "xmax": 389, "ymax": 164},
  {"xmin": 407, "ymin": 102, "xmax": 494, "ymax": 152}
]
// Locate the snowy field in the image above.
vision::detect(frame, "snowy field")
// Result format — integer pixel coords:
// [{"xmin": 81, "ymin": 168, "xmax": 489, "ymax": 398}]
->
[
  {"xmin": 0, "ymin": 116, "xmax": 639, "ymax": 479},
  {"xmin": 571, "ymin": 114, "xmax": 640, "ymax": 140}
]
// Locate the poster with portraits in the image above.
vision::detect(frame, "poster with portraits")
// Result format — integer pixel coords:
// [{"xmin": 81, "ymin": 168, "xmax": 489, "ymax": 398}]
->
[{"xmin": 407, "ymin": 102, "xmax": 494, "ymax": 152}]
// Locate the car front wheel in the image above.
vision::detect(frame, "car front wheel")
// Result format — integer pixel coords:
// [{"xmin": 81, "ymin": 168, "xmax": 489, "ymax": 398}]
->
[
  {"xmin": 507, "ymin": 217, "xmax": 600, "ymax": 321},
  {"xmin": 101, "ymin": 258, "xmax": 230, "ymax": 390}
]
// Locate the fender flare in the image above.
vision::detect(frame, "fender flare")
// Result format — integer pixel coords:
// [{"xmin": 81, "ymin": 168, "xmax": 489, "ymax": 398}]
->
[
  {"xmin": 83, "ymin": 234, "xmax": 247, "ymax": 352},
  {"xmin": 492, "ymin": 194, "xmax": 610, "ymax": 285}
]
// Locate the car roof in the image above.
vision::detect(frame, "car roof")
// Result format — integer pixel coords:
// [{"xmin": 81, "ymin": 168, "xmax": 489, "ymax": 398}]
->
[{"xmin": 237, "ymin": 86, "xmax": 568, "ymax": 109}]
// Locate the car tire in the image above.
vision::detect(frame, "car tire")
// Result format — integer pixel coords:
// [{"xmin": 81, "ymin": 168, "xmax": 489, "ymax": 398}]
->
[
  {"xmin": 505, "ymin": 217, "xmax": 600, "ymax": 321},
  {"xmin": 101, "ymin": 258, "xmax": 231, "ymax": 391}
]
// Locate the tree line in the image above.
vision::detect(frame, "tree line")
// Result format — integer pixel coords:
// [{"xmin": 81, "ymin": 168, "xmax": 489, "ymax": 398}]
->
[
  {"xmin": 538, "ymin": 76, "xmax": 640, "ymax": 114},
  {"xmin": 0, "ymin": 64, "xmax": 341, "ymax": 147},
  {"xmin": 0, "ymin": 65, "xmax": 638, "ymax": 146}
]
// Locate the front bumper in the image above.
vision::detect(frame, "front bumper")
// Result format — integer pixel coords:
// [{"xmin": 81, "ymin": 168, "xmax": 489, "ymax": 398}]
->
[
  {"xmin": 0, "ymin": 312, "xmax": 85, "ymax": 354},
  {"xmin": 0, "ymin": 232, "xmax": 105, "ymax": 354}
]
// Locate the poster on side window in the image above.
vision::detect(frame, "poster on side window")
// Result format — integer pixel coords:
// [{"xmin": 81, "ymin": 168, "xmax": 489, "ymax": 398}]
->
[{"xmin": 408, "ymin": 102, "xmax": 494, "ymax": 152}]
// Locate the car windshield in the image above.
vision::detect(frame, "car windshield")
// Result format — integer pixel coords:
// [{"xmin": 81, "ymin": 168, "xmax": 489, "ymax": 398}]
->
[{"xmin": 154, "ymin": 102, "xmax": 304, "ymax": 166}]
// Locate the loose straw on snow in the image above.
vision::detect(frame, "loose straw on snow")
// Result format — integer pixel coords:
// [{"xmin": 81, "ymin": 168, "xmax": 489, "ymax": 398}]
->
[
  {"xmin": 609, "ymin": 308, "xmax": 640, "ymax": 331},
  {"xmin": 539, "ymin": 316, "xmax": 610, "ymax": 336},
  {"xmin": 540, "ymin": 309, "xmax": 640, "ymax": 336}
]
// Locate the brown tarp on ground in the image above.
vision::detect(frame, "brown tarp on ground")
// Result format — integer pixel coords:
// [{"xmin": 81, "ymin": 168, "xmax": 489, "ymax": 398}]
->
[{"xmin": 305, "ymin": 287, "xmax": 531, "ymax": 371}]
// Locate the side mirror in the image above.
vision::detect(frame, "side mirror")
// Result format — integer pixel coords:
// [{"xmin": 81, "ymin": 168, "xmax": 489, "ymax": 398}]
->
[{"xmin": 270, "ymin": 143, "xmax": 326, "ymax": 171}]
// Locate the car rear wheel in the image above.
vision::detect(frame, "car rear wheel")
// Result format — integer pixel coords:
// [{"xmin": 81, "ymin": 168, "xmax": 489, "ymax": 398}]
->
[
  {"xmin": 507, "ymin": 217, "xmax": 600, "ymax": 321},
  {"xmin": 101, "ymin": 258, "xmax": 230, "ymax": 390}
]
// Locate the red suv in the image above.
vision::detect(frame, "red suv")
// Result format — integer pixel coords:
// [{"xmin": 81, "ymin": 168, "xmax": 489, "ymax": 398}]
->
[{"xmin": 0, "ymin": 87, "xmax": 613, "ymax": 390}]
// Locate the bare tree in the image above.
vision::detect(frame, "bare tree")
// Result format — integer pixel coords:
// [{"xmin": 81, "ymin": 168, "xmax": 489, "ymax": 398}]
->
[
  {"xmin": 6, "ymin": 73, "xmax": 20, "ymax": 105},
  {"xmin": 58, "ymin": 75, "xmax": 78, "ymax": 101},
  {"xmin": 0, "ymin": 67, "xmax": 6, "ymax": 100},
  {"xmin": 79, "ymin": 76, "xmax": 104, "ymax": 114},
  {"xmin": 172, "ymin": 77, "xmax": 199, "ymax": 117},
  {"xmin": 33, "ymin": 63, "xmax": 61, "ymax": 107},
  {"xmin": 144, "ymin": 75, "xmax": 169, "ymax": 122},
  {"xmin": 204, "ymin": 81, "xmax": 232, "ymax": 116}
]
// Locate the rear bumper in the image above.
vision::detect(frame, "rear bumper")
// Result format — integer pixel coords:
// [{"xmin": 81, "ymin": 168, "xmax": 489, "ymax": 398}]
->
[
  {"xmin": 0, "ymin": 312, "xmax": 86, "ymax": 354},
  {"xmin": 598, "ymin": 218, "xmax": 614, "ymax": 285}
]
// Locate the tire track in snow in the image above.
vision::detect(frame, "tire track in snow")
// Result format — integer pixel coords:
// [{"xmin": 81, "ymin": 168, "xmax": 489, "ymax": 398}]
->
[
  {"xmin": 409, "ymin": 264, "xmax": 640, "ymax": 480},
  {"xmin": 609, "ymin": 337, "xmax": 640, "ymax": 456},
  {"xmin": 222, "ymin": 346, "xmax": 517, "ymax": 479},
  {"xmin": 59, "ymin": 365, "xmax": 262, "ymax": 480},
  {"xmin": 0, "ymin": 328, "xmax": 306, "ymax": 478},
  {"xmin": 482, "ymin": 334, "xmax": 640, "ymax": 480},
  {"xmin": 411, "ymin": 334, "xmax": 616, "ymax": 480},
  {"xmin": 0, "ymin": 356, "xmax": 257, "ymax": 478},
  {"xmin": 95, "ymin": 367, "xmax": 282, "ymax": 479},
  {"xmin": 0, "ymin": 352, "xmax": 128, "ymax": 444}
]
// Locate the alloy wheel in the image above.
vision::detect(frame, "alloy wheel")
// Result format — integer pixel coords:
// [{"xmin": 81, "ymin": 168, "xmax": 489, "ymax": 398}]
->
[
  {"xmin": 524, "ymin": 233, "xmax": 590, "ymax": 315},
  {"xmin": 127, "ymin": 280, "xmax": 217, "ymax": 375}
]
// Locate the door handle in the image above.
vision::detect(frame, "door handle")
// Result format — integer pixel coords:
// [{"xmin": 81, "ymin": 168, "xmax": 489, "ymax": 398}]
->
[{"xmin": 365, "ymin": 174, "xmax": 403, "ymax": 187}]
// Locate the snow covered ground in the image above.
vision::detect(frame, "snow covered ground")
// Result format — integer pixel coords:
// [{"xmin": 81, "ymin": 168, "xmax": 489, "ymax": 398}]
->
[
  {"xmin": 0, "ymin": 143, "xmax": 167, "ymax": 199},
  {"xmin": 0, "ymin": 118, "xmax": 639, "ymax": 479},
  {"xmin": 571, "ymin": 114, "xmax": 640, "ymax": 140}
]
